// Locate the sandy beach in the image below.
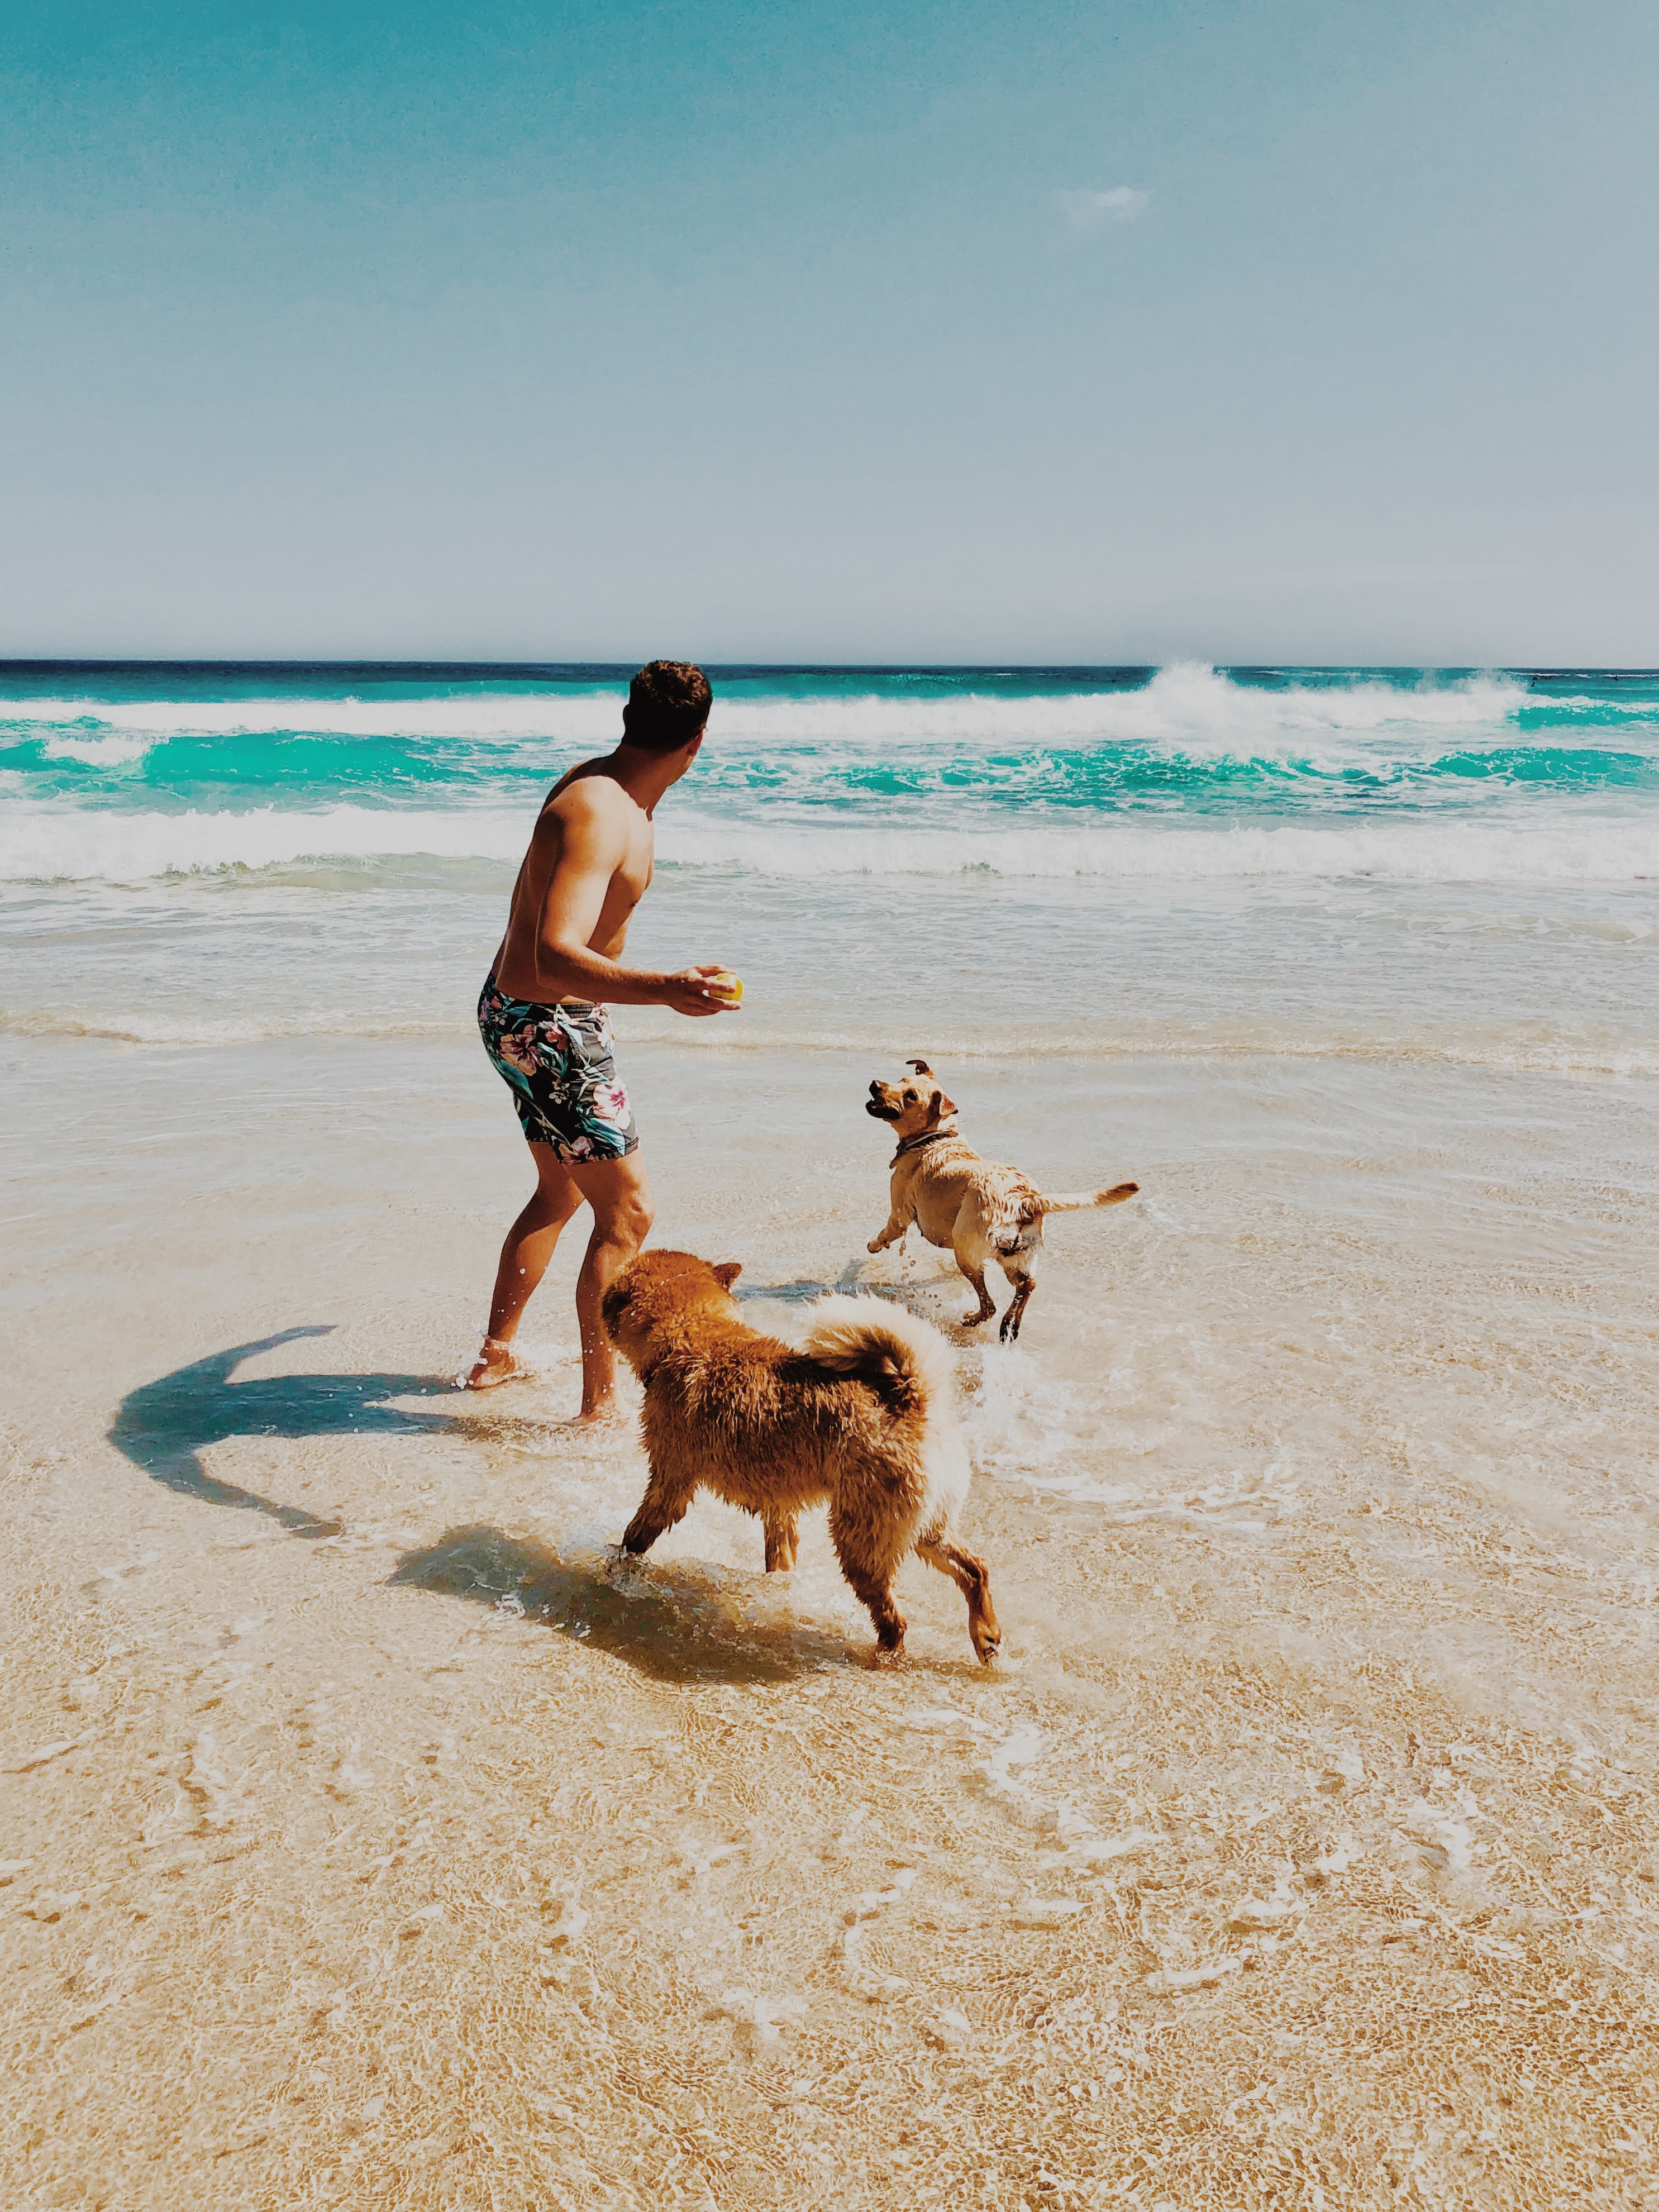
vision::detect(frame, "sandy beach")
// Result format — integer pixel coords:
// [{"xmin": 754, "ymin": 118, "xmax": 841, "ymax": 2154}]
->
[
  {"xmin": 9, "ymin": 0, "xmax": 1659, "ymax": 2170},
  {"xmin": 5, "ymin": 993, "xmax": 1657, "ymax": 2208}
]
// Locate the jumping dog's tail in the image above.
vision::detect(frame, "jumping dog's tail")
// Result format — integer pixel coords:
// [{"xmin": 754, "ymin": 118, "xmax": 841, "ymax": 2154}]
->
[{"xmin": 1028, "ymin": 1180, "xmax": 1139, "ymax": 1218}]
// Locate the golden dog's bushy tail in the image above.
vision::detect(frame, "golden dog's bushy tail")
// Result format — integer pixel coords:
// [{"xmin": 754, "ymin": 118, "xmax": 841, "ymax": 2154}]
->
[
  {"xmin": 804, "ymin": 1294, "xmax": 955, "ymax": 1422},
  {"xmin": 1028, "ymin": 1179, "xmax": 1140, "ymax": 1218}
]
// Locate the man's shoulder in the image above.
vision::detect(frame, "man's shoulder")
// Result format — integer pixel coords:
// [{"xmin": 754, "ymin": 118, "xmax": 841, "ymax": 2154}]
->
[{"xmin": 543, "ymin": 766, "xmax": 636, "ymax": 836}]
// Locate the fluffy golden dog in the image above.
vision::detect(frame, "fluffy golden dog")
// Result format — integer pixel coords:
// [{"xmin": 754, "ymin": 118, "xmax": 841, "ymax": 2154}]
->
[
  {"xmin": 865, "ymin": 1060, "xmax": 1138, "ymax": 1340},
  {"xmin": 601, "ymin": 1249, "xmax": 999, "ymax": 1667}
]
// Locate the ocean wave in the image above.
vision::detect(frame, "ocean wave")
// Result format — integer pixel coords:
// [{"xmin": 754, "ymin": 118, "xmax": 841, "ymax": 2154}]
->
[
  {"xmin": 0, "ymin": 804, "xmax": 530, "ymax": 883},
  {"xmin": 16, "ymin": 731, "xmax": 1659, "ymax": 816},
  {"xmin": 656, "ymin": 815, "xmax": 1659, "ymax": 883},
  {"xmin": 34, "ymin": 731, "xmax": 161, "ymax": 766},
  {"xmin": 0, "ymin": 1007, "xmax": 466, "ymax": 1046},
  {"xmin": 699, "ymin": 665, "xmax": 1543, "ymax": 749},
  {"xmin": 612, "ymin": 1014, "xmax": 1659, "ymax": 1076},
  {"xmin": 4, "ymin": 798, "xmax": 1655, "ymax": 886},
  {"xmin": 3, "ymin": 693, "xmax": 624, "ymax": 746},
  {"xmin": 7, "ymin": 1001, "xmax": 1655, "ymax": 1074},
  {"xmin": 0, "ymin": 665, "xmax": 1560, "ymax": 752}
]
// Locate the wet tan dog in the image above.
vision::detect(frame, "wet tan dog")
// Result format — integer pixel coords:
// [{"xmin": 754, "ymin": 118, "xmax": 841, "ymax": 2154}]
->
[
  {"xmin": 865, "ymin": 1061, "xmax": 1138, "ymax": 1340},
  {"xmin": 602, "ymin": 1249, "xmax": 999, "ymax": 1667}
]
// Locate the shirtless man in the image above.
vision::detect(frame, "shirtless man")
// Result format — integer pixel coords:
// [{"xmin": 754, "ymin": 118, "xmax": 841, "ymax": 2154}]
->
[{"xmin": 464, "ymin": 660, "xmax": 735, "ymax": 1417}]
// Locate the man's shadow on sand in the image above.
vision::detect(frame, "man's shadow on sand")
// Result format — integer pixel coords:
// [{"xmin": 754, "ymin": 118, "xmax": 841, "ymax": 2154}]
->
[
  {"xmin": 108, "ymin": 1325, "xmax": 455, "ymax": 1540},
  {"xmin": 109, "ymin": 1327, "xmax": 862, "ymax": 1682}
]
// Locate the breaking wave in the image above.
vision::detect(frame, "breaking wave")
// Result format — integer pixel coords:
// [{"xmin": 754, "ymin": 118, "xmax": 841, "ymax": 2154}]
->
[
  {"xmin": 4, "ymin": 799, "xmax": 1653, "ymax": 886},
  {"xmin": 6, "ymin": 1001, "xmax": 1656, "ymax": 1074},
  {"xmin": 0, "ymin": 664, "xmax": 1557, "ymax": 751}
]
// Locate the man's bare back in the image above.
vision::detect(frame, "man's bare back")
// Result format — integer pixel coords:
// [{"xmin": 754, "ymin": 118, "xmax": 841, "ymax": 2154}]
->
[
  {"xmin": 494, "ymin": 764, "xmax": 660, "ymax": 1002},
  {"xmin": 465, "ymin": 661, "xmax": 735, "ymax": 1415}
]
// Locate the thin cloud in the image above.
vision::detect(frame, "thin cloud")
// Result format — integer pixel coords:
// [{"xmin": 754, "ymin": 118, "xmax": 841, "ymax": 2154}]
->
[{"xmin": 1057, "ymin": 186, "xmax": 1151, "ymax": 235}]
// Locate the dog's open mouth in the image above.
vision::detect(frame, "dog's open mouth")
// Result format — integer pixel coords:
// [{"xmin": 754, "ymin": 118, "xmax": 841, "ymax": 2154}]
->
[{"xmin": 865, "ymin": 1087, "xmax": 900, "ymax": 1121}]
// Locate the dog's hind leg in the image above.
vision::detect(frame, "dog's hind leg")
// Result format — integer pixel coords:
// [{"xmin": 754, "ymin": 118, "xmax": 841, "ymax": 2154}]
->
[
  {"xmin": 762, "ymin": 1514, "xmax": 799, "ymax": 1573},
  {"xmin": 621, "ymin": 1469, "xmax": 696, "ymax": 1556},
  {"xmin": 958, "ymin": 1263, "xmax": 997, "ymax": 1328},
  {"xmin": 916, "ymin": 1532, "xmax": 1002, "ymax": 1663},
  {"xmin": 998, "ymin": 1272, "xmax": 1035, "ymax": 1342},
  {"xmin": 845, "ymin": 1569, "xmax": 907, "ymax": 1666},
  {"xmin": 828, "ymin": 1500, "xmax": 908, "ymax": 1666}
]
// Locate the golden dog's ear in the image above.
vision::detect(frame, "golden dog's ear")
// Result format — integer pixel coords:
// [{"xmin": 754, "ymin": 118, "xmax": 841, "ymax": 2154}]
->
[
  {"xmin": 926, "ymin": 1090, "xmax": 957, "ymax": 1123},
  {"xmin": 906, "ymin": 1058, "xmax": 933, "ymax": 1076},
  {"xmin": 712, "ymin": 1261, "xmax": 743, "ymax": 1288},
  {"xmin": 938, "ymin": 1093, "xmax": 957, "ymax": 1116}
]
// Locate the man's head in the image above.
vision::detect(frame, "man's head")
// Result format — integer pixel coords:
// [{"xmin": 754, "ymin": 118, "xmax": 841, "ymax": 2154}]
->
[{"xmin": 622, "ymin": 660, "xmax": 712, "ymax": 755}]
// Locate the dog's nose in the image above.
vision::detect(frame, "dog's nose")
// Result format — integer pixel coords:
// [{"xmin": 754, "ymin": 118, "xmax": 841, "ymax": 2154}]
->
[{"xmin": 867, "ymin": 1079, "xmax": 881, "ymax": 1094}]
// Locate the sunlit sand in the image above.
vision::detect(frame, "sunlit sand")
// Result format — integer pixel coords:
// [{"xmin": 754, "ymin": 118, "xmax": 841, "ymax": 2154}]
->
[{"xmin": 4, "ymin": 1023, "xmax": 1655, "ymax": 2209}]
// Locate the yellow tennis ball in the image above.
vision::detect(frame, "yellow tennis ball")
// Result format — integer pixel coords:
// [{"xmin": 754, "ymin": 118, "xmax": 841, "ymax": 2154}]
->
[{"xmin": 708, "ymin": 970, "xmax": 744, "ymax": 1003}]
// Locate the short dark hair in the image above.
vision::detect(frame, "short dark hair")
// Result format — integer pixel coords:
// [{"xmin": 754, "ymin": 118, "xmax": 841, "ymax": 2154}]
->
[{"xmin": 622, "ymin": 660, "xmax": 712, "ymax": 751}]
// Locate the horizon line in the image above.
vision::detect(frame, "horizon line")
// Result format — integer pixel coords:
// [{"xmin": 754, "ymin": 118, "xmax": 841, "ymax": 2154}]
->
[{"xmin": 4, "ymin": 659, "xmax": 1657, "ymax": 679}]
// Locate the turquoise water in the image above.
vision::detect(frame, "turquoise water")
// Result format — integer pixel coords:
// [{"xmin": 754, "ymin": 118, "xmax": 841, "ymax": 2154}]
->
[
  {"xmin": 4, "ymin": 661, "xmax": 1659, "ymax": 870},
  {"xmin": 3, "ymin": 661, "xmax": 1656, "ymax": 1065}
]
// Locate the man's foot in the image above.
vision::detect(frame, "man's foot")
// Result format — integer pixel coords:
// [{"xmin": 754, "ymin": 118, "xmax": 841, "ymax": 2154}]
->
[
  {"xmin": 458, "ymin": 1337, "xmax": 528, "ymax": 1390},
  {"xmin": 568, "ymin": 1393, "xmax": 626, "ymax": 1428}
]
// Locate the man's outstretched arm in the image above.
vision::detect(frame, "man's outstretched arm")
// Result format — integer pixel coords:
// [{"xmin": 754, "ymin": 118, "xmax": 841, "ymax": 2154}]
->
[{"xmin": 531, "ymin": 790, "xmax": 729, "ymax": 1015}]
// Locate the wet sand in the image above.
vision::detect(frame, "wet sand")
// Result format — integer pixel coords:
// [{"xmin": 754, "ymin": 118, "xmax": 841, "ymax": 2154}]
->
[{"xmin": 3, "ymin": 1028, "xmax": 1657, "ymax": 2210}]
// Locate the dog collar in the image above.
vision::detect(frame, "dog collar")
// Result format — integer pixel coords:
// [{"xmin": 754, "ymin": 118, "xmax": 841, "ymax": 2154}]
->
[{"xmin": 894, "ymin": 1125, "xmax": 960, "ymax": 1157}]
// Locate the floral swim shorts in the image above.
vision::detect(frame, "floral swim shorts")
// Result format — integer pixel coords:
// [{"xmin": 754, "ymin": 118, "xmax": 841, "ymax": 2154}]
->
[{"xmin": 477, "ymin": 972, "xmax": 640, "ymax": 1162}]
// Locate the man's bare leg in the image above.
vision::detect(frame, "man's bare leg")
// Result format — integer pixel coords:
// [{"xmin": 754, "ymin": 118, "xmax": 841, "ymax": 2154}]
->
[
  {"xmin": 465, "ymin": 1144, "xmax": 585, "ymax": 1388},
  {"xmin": 465, "ymin": 1146, "xmax": 652, "ymax": 1416},
  {"xmin": 565, "ymin": 1151, "xmax": 654, "ymax": 1422}
]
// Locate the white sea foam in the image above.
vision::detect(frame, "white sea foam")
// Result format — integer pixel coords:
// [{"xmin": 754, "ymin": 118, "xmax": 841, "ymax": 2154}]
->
[
  {"xmin": 5, "ymin": 1000, "xmax": 1654, "ymax": 1072},
  {"xmin": 690, "ymin": 665, "xmax": 1543, "ymax": 752},
  {"xmin": 3, "ymin": 694, "xmax": 624, "ymax": 745},
  {"xmin": 37, "ymin": 731, "xmax": 160, "ymax": 765},
  {"xmin": 5, "ymin": 795, "xmax": 1655, "ymax": 886},
  {"xmin": 657, "ymin": 811, "xmax": 1659, "ymax": 883},
  {"xmin": 0, "ymin": 803, "xmax": 530, "ymax": 883},
  {"xmin": 0, "ymin": 1007, "xmax": 467, "ymax": 1046},
  {"xmin": 0, "ymin": 664, "xmax": 1580, "ymax": 754}
]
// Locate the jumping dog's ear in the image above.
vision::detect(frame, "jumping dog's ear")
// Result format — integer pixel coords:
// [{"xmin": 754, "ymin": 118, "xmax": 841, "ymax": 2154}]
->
[
  {"xmin": 906, "ymin": 1058, "xmax": 933, "ymax": 1077},
  {"xmin": 712, "ymin": 1261, "xmax": 743, "ymax": 1288}
]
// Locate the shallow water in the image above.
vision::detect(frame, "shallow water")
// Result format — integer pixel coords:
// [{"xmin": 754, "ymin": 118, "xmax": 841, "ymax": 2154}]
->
[{"xmin": 3, "ymin": 664, "xmax": 1657, "ymax": 2207}]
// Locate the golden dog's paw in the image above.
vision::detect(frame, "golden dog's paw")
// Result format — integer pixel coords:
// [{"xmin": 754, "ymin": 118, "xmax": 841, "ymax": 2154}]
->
[
  {"xmin": 867, "ymin": 1642, "xmax": 907, "ymax": 1670},
  {"xmin": 866, "ymin": 1238, "xmax": 884, "ymax": 1254}
]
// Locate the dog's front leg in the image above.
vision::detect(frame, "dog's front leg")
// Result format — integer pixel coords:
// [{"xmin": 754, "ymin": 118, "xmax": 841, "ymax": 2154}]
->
[
  {"xmin": 762, "ymin": 1514, "xmax": 799, "ymax": 1573},
  {"xmin": 866, "ymin": 1210, "xmax": 909, "ymax": 1256},
  {"xmin": 830, "ymin": 1504, "xmax": 907, "ymax": 1665},
  {"xmin": 621, "ymin": 1467, "xmax": 694, "ymax": 1556}
]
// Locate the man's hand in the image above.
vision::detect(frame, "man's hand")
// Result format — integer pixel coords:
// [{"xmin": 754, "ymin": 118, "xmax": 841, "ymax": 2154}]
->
[{"xmin": 663, "ymin": 964, "xmax": 741, "ymax": 1018}]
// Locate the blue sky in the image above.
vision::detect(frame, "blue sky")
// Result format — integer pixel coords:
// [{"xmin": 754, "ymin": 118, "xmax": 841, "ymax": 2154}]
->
[{"xmin": 3, "ymin": 0, "xmax": 1656, "ymax": 661}]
